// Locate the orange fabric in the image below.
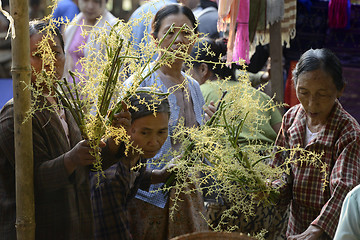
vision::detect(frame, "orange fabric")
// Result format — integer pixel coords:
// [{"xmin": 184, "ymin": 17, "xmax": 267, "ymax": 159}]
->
[{"xmin": 284, "ymin": 60, "xmax": 300, "ymax": 108}]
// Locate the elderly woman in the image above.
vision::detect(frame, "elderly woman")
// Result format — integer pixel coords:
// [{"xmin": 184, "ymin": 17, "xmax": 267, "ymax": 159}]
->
[{"xmin": 271, "ymin": 48, "xmax": 360, "ymax": 240}]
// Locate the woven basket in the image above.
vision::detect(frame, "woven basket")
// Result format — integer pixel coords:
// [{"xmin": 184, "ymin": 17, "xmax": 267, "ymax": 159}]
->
[{"xmin": 170, "ymin": 231, "xmax": 255, "ymax": 240}]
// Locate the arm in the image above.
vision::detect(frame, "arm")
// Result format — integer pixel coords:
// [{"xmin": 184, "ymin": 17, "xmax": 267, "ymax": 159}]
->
[
  {"xmin": 311, "ymin": 138, "xmax": 360, "ymax": 238},
  {"xmin": 0, "ymin": 103, "xmax": 84, "ymax": 192},
  {"xmin": 101, "ymin": 106, "xmax": 132, "ymax": 170},
  {"xmin": 270, "ymin": 115, "xmax": 293, "ymax": 206}
]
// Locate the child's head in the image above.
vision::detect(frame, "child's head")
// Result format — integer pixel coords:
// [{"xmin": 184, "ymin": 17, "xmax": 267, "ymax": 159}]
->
[
  {"xmin": 128, "ymin": 88, "xmax": 170, "ymax": 159},
  {"xmin": 77, "ymin": 0, "xmax": 107, "ymax": 25},
  {"xmin": 29, "ymin": 20, "xmax": 65, "ymax": 86}
]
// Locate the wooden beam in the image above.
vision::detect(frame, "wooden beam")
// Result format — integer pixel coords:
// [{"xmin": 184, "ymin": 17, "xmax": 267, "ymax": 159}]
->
[{"xmin": 269, "ymin": 21, "xmax": 284, "ymax": 114}]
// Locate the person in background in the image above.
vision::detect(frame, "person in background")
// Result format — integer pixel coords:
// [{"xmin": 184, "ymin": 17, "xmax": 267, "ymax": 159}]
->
[
  {"xmin": 125, "ymin": 4, "xmax": 208, "ymax": 240},
  {"xmin": 52, "ymin": 0, "xmax": 80, "ymax": 33},
  {"xmin": 127, "ymin": 0, "xmax": 199, "ymax": 62},
  {"xmin": 90, "ymin": 89, "xmax": 173, "ymax": 240},
  {"xmin": 192, "ymin": 0, "xmax": 220, "ymax": 39},
  {"xmin": 0, "ymin": 20, "xmax": 131, "ymax": 240},
  {"xmin": 333, "ymin": 183, "xmax": 360, "ymax": 239},
  {"xmin": 63, "ymin": 0, "xmax": 118, "ymax": 83},
  {"xmin": 271, "ymin": 48, "xmax": 360, "ymax": 239}
]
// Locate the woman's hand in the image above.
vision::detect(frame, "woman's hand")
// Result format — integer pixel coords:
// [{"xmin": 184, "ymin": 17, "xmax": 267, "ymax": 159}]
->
[
  {"xmin": 64, "ymin": 140, "xmax": 106, "ymax": 175},
  {"xmin": 111, "ymin": 101, "xmax": 131, "ymax": 132},
  {"xmin": 151, "ymin": 163, "xmax": 177, "ymax": 184},
  {"xmin": 107, "ymin": 102, "xmax": 131, "ymax": 155},
  {"xmin": 287, "ymin": 225, "xmax": 324, "ymax": 240},
  {"xmin": 204, "ymin": 101, "xmax": 216, "ymax": 122}
]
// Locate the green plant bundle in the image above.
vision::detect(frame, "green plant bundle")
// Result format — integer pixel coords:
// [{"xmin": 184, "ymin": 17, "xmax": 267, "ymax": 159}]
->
[
  {"xmin": 159, "ymin": 79, "xmax": 327, "ymax": 231},
  {"xmin": 28, "ymin": 9, "xmax": 202, "ymax": 175}
]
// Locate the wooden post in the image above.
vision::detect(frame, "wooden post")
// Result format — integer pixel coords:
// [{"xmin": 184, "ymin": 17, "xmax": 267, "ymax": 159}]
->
[
  {"xmin": 269, "ymin": 21, "xmax": 284, "ymax": 114},
  {"xmin": 9, "ymin": 0, "xmax": 35, "ymax": 238}
]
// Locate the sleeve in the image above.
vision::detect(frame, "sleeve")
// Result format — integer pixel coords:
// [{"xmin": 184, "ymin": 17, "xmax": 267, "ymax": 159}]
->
[
  {"xmin": 333, "ymin": 185, "xmax": 360, "ymax": 240},
  {"xmin": 137, "ymin": 168, "xmax": 152, "ymax": 192},
  {"xmin": 270, "ymin": 113, "xmax": 293, "ymax": 206},
  {"xmin": 32, "ymin": 119, "xmax": 72, "ymax": 192},
  {"xmin": 312, "ymin": 135, "xmax": 360, "ymax": 238},
  {"xmin": 200, "ymin": 82, "xmax": 222, "ymax": 106},
  {"xmin": 101, "ymin": 141, "xmax": 123, "ymax": 171},
  {"xmin": 90, "ymin": 164, "xmax": 130, "ymax": 240},
  {"xmin": 269, "ymin": 106, "xmax": 283, "ymax": 126},
  {"xmin": 248, "ymin": 71, "xmax": 265, "ymax": 88},
  {"xmin": 0, "ymin": 103, "xmax": 74, "ymax": 192}
]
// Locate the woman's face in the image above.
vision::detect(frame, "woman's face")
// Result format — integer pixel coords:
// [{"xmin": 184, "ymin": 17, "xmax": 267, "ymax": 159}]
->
[
  {"xmin": 78, "ymin": 0, "xmax": 106, "ymax": 25},
  {"xmin": 155, "ymin": 13, "xmax": 195, "ymax": 57},
  {"xmin": 30, "ymin": 33, "xmax": 65, "ymax": 86},
  {"xmin": 296, "ymin": 69, "xmax": 343, "ymax": 126},
  {"xmin": 129, "ymin": 112, "xmax": 169, "ymax": 159}
]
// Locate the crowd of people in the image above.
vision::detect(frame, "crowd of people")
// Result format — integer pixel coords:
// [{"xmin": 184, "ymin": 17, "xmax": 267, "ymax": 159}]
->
[{"xmin": 1, "ymin": 0, "xmax": 360, "ymax": 240}]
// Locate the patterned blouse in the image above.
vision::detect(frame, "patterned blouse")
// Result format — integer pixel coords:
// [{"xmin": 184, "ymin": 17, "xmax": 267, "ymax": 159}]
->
[{"xmin": 271, "ymin": 100, "xmax": 360, "ymax": 238}]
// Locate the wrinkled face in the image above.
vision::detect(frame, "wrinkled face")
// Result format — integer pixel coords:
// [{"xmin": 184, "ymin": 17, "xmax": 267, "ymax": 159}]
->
[
  {"xmin": 129, "ymin": 112, "xmax": 169, "ymax": 159},
  {"xmin": 78, "ymin": 0, "xmax": 106, "ymax": 24},
  {"xmin": 296, "ymin": 69, "xmax": 343, "ymax": 126},
  {"xmin": 155, "ymin": 13, "xmax": 195, "ymax": 57},
  {"xmin": 30, "ymin": 33, "xmax": 65, "ymax": 88}
]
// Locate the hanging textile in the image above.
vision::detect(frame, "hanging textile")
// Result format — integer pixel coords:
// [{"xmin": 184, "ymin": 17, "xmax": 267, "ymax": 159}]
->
[
  {"xmin": 328, "ymin": 0, "xmax": 351, "ymax": 29},
  {"xmin": 233, "ymin": 0, "xmax": 250, "ymax": 64},
  {"xmin": 250, "ymin": 0, "xmax": 297, "ymax": 51},
  {"xmin": 248, "ymin": 0, "xmax": 266, "ymax": 44},
  {"xmin": 267, "ymin": 0, "xmax": 285, "ymax": 25},
  {"xmin": 218, "ymin": 0, "xmax": 241, "ymax": 64}
]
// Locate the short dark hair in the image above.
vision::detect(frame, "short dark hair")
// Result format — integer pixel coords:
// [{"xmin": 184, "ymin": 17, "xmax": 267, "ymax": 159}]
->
[
  {"xmin": 29, "ymin": 20, "xmax": 65, "ymax": 52},
  {"xmin": 151, "ymin": 3, "xmax": 198, "ymax": 39},
  {"xmin": 189, "ymin": 37, "xmax": 236, "ymax": 81},
  {"xmin": 292, "ymin": 48, "xmax": 345, "ymax": 91},
  {"xmin": 128, "ymin": 87, "xmax": 170, "ymax": 122}
]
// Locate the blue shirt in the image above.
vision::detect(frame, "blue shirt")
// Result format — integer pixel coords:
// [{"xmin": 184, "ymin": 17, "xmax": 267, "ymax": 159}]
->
[
  {"xmin": 52, "ymin": 0, "xmax": 79, "ymax": 29},
  {"xmin": 128, "ymin": 0, "xmax": 177, "ymax": 61}
]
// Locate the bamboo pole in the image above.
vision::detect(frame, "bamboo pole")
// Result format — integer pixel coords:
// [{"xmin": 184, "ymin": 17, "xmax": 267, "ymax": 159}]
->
[{"xmin": 9, "ymin": 0, "xmax": 35, "ymax": 238}]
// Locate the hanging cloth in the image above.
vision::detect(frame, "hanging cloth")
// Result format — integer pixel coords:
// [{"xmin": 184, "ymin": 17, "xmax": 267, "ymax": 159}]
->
[
  {"xmin": 248, "ymin": 0, "xmax": 266, "ymax": 44},
  {"xmin": 328, "ymin": 0, "xmax": 351, "ymax": 29},
  {"xmin": 218, "ymin": 0, "xmax": 241, "ymax": 64},
  {"xmin": 267, "ymin": 0, "xmax": 284, "ymax": 25},
  {"xmin": 233, "ymin": 0, "xmax": 250, "ymax": 64},
  {"xmin": 250, "ymin": 0, "xmax": 296, "ymax": 51}
]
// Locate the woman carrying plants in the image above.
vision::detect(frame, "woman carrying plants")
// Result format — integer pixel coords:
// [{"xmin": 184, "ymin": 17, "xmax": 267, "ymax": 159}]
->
[
  {"xmin": 0, "ymin": 20, "xmax": 131, "ymax": 240},
  {"xmin": 271, "ymin": 48, "xmax": 360, "ymax": 239},
  {"xmin": 90, "ymin": 89, "xmax": 175, "ymax": 240},
  {"xmin": 125, "ymin": 4, "xmax": 209, "ymax": 240}
]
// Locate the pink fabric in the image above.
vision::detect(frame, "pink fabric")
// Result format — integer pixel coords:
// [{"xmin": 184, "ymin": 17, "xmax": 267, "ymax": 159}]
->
[
  {"xmin": 67, "ymin": 25, "xmax": 89, "ymax": 83},
  {"xmin": 226, "ymin": 0, "xmax": 240, "ymax": 64},
  {"xmin": 328, "ymin": 0, "xmax": 351, "ymax": 29},
  {"xmin": 233, "ymin": 0, "xmax": 250, "ymax": 64}
]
